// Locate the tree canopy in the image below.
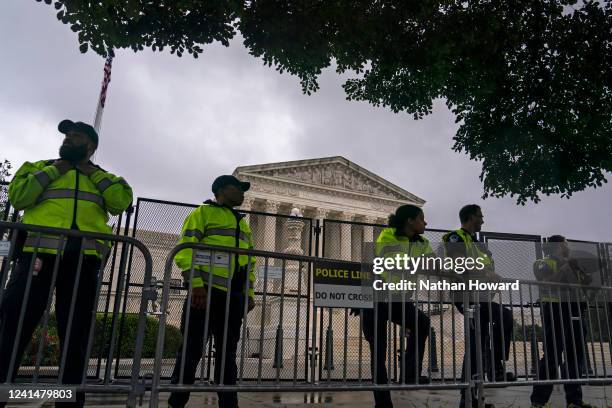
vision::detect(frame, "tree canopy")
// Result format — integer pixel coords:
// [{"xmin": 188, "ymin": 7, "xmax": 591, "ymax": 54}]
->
[{"xmin": 39, "ymin": 0, "xmax": 611, "ymax": 203}]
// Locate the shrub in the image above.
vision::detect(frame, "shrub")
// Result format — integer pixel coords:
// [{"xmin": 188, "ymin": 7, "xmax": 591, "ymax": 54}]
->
[{"xmin": 22, "ymin": 313, "xmax": 182, "ymax": 366}]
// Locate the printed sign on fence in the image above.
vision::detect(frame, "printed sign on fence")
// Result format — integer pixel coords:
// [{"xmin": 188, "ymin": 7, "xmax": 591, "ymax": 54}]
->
[
  {"xmin": 257, "ymin": 265, "xmax": 283, "ymax": 280},
  {"xmin": 193, "ymin": 250, "xmax": 231, "ymax": 267},
  {"xmin": 313, "ymin": 259, "xmax": 373, "ymax": 308},
  {"xmin": 0, "ymin": 241, "xmax": 10, "ymax": 257}
]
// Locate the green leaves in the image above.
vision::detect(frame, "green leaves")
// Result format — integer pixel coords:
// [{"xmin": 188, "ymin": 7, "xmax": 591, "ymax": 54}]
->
[{"xmin": 35, "ymin": 0, "xmax": 612, "ymax": 203}]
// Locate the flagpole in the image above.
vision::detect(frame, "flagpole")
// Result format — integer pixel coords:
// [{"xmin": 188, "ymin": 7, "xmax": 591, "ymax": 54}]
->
[
  {"xmin": 93, "ymin": 54, "xmax": 113, "ymax": 134},
  {"xmin": 93, "ymin": 95, "xmax": 104, "ymax": 133}
]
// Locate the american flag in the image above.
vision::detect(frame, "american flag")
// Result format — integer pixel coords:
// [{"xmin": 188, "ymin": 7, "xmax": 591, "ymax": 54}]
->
[
  {"xmin": 93, "ymin": 54, "xmax": 114, "ymax": 132},
  {"xmin": 99, "ymin": 55, "xmax": 113, "ymax": 108}
]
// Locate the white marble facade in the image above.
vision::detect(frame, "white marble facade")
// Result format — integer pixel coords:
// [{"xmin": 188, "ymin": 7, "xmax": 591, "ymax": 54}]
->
[{"xmin": 234, "ymin": 156, "xmax": 425, "ymax": 256}]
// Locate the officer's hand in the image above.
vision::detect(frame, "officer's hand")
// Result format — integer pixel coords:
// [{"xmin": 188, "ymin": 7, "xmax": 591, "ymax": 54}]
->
[
  {"xmin": 191, "ymin": 287, "xmax": 207, "ymax": 309},
  {"xmin": 52, "ymin": 160, "xmax": 73, "ymax": 175},
  {"xmin": 248, "ymin": 296, "xmax": 255, "ymax": 313},
  {"xmin": 77, "ymin": 164, "xmax": 98, "ymax": 176}
]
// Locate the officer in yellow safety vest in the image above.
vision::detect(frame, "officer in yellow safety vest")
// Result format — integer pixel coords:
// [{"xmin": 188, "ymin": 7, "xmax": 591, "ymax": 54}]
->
[
  {"xmin": 168, "ymin": 175, "xmax": 256, "ymax": 408},
  {"xmin": 530, "ymin": 235, "xmax": 594, "ymax": 408},
  {"xmin": 442, "ymin": 204, "xmax": 514, "ymax": 408},
  {"xmin": 0, "ymin": 120, "xmax": 132, "ymax": 406},
  {"xmin": 361, "ymin": 204, "xmax": 433, "ymax": 408}
]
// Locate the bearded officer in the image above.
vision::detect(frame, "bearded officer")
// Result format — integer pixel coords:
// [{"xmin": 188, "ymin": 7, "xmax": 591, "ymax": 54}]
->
[{"xmin": 1, "ymin": 119, "xmax": 132, "ymax": 407}]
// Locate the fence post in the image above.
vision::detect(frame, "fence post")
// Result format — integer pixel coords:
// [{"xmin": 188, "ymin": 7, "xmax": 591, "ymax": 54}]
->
[
  {"xmin": 530, "ymin": 328, "xmax": 539, "ymax": 376},
  {"xmin": 323, "ymin": 324, "xmax": 334, "ymax": 371},
  {"xmin": 430, "ymin": 326, "xmax": 439, "ymax": 373},
  {"xmin": 584, "ymin": 343, "xmax": 594, "ymax": 376},
  {"xmin": 273, "ymin": 325, "xmax": 284, "ymax": 369}
]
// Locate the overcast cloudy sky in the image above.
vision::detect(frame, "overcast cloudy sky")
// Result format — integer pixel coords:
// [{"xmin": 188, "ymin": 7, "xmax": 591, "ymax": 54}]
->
[{"xmin": 1, "ymin": 1, "xmax": 610, "ymax": 242}]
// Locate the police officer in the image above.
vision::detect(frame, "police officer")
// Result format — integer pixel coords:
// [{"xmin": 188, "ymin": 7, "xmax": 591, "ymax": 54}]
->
[
  {"xmin": 361, "ymin": 204, "xmax": 432, "ymax": 408},
  {"xmin": 442, "ymin": 204, "xmax": 515, "ymax": 408},
  {"xmin": 530, "ymin": 235, "xmax": 594, "ymax": 408},
  {"xmin": 168, "ymin": 175, "xmax": 256, "ymax": 408},
  {"xmin": 0, "ymin": 120, "xmax": 133, "ymax": 406}
]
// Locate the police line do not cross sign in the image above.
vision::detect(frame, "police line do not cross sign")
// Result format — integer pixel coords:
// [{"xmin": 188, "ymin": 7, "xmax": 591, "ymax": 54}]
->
[{"xmin": 313, "ymin": 259, "xmax": 373, "ymax": 309}]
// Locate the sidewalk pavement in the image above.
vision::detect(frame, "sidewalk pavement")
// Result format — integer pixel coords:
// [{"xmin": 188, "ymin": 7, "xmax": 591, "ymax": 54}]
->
[
  {"xmin": 7, "ymin": 385, "xmax": 612, "ymax": 407},
  {"xmin": 83, "ymin": 386, "xmax": 612, "ymax": 407}
]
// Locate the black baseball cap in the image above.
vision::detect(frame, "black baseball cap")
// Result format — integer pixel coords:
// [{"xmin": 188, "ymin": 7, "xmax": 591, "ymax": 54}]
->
[
  {"xmin": 212, "ymin": 175, "xmax": 250, "ymax": 195},
  {"xmin": 58, "ymin": 119, "xmax": 99, "ymax": 147}
]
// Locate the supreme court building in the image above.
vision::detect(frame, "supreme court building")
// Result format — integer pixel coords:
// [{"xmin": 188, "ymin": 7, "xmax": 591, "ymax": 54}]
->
[{"xmin": 234, "ymin": 156, "xmax": 425, "ymax": 259}]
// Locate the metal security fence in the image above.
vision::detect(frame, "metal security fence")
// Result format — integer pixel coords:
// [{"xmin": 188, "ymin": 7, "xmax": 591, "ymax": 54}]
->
[
  {"xmin": 0, "ymin": 181, "xmax": 18, "ymax": 224},
  {"xmin": 149, "ymin": 241, "xmax": 612, "ymax": 408},
  {"xmin": 0, "ymin": 209, "xmax": 611, "ymax": 407},
  {"xmin": 0, "ymin": 181, "xmax": 8, "ymax": 221},
  {"xmin": 126, "ymin": 198, "xmax": 314, "ymax": 380},
  {"xmin": 319, "ymin": 217, "xmax": 612, "ymax": 387},
  {"xmin": 566, "ymin": 239, "xmax": 608, "ymax": 289},
  {"xmin": 605, "ymin": 243, "xmax": 612, "ymax": 286},
  {"xmin": 0, "ymin": 186, "xmax": 135, "ymax": 382},
  {"xmin": 0, "ymin": 221, "xmax": 155, "ymax": 407},
  {"xmin": 149, "ymin": 243, "xmax": 477, "ymax": 408}
]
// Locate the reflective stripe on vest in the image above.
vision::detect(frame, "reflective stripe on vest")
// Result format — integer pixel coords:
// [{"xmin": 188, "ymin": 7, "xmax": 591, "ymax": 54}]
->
[
  {"xmin": 96, "ymin": 178, "xmax": 113, "ymax": 192},
  {"xmin": 183, "ymin": 270, "xmax": 233, "ymax": 289},
  {"xmin": 379, "ymin": 244, "xmax": 402, "ymax": 257},
  {"xmin": 36, "ymin": 189, "xmax": 105, "ymax": 209},
  {"xmin": 184, "ymin": 229, "xmax": 204, "ymax": 240},
  {"xmin": 24, "ymin": 235, "xmax": 110, "ymax": 258},
  {"xmin": 183, "ymin": 227, "xmax": 249, "ymax": 244},
  {"xmin": 95, "ymin": 177, "xmax": 129, "ymax": 193},
  {"xmin": 33, "ymin": 170, "xmax": 52, "ymax": 188}
]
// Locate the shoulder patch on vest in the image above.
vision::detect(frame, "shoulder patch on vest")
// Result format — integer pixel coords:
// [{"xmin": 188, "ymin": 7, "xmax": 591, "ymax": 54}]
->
[{"xmin": 448, "ymin": 234, "xmax": 461, "ymax": 243}]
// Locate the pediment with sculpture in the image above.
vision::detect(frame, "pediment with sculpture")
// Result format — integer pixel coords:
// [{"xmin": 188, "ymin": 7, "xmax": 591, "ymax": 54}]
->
[{"xmin": 234, "ymin": 156, "xmax": 424, "ymax": 204}]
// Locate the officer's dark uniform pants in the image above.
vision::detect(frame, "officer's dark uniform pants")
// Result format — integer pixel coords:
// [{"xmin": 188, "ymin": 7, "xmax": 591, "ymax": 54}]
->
[
  {"xmin": 169, "ymin": 288, "xmax": 245, "ymax": 408},
  {"xmin": 0, "ymin": 252, "xmax": 100, "ymax": 407},
  {"xmin": 361, "ymin": 302, "xmax": 430, "ymax": 408},
  {"xmin": 531, "ymin": 302, "xmax": 585, "ymax": 406},
  {"xmin": 456, "ymin": 301, "xmax": 513, "ymax": 406}
]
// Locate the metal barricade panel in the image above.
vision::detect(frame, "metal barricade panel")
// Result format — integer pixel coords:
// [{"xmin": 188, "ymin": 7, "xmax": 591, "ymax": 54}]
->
[{"xmin": 0, "ymin": 221, "xmax": 154, "ymax": 407}]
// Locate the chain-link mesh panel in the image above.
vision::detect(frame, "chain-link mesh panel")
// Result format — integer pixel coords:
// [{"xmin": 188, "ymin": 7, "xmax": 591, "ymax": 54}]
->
[
  {"xmin": 320, "ymin": 219, "xmax": 465, "ymax": 382},
  {"xmin": 0, "ymin": 180, "xmax": 20, "ymax": 224},
  {"xmin": 605, "ymin": 243, "xmax": 612, "ymax": 286},
  {"xmin": 322, "ymin": 219, "xmax": 386, "ymax": 262},
  {"xmin": 567, "ymin": 240, "xmax": 605, "ymax": 288},
  {"xmin": 14, "ymin": 211, "xmax": 139, "ymax": 380},
  {"xmin": 130, "ymin": 199, "xmax": 314, "ymax": 286},
  {"xmin": 480, "ymin": 235, "xmax": 541, "ymax": 306},
  {"xmin": 322, "ymin": 219, "xmax": 449, "ymax": 262},
  {"xmin": 0, "ymin": 220, "xmax": 154, "ymax": 385},
  {"xmin": 480, "ymin": 234, "xmax": 542, "ymax": 281},
  {"xmin": 131, "ymin": 198, "xmax": 313, "ymax": 380},
  {"xmin": 314, "ymin": 296, "xmax": 470, "ymax": 383},
  {"xmin": 154, "ymin": 249, "xmax": 312, "ymax": 382},
  {"xmin": 0, "ymin": 181, "xmax": 9, "ymax": 222}
]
